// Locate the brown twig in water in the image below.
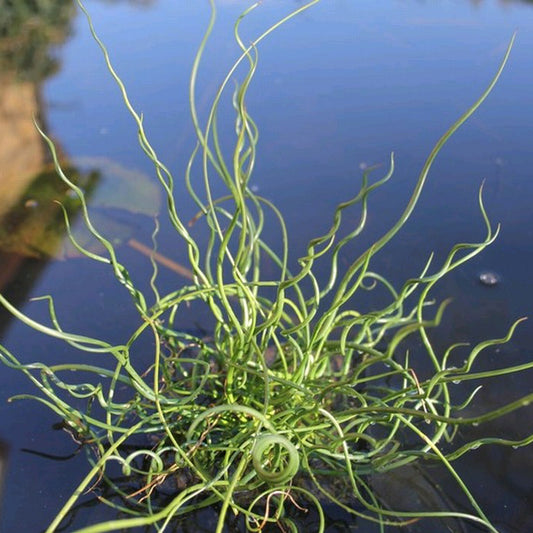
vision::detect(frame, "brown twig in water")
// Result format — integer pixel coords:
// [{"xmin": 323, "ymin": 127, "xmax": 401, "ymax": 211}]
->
[{"xmin": 127, "ymin": 238, "xmax": 194, "ymax": 281}]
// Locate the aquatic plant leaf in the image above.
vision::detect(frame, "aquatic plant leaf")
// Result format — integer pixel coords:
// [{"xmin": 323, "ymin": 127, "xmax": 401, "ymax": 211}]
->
[{"xmin": 73, "ymin": 156, "xmax": 161, "ymax": 217}]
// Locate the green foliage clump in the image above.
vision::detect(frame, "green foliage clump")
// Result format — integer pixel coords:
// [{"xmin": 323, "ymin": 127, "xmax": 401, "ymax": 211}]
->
[{"xmin": 1, "ymin": 1, "xmax": 532, "ymax": 532}]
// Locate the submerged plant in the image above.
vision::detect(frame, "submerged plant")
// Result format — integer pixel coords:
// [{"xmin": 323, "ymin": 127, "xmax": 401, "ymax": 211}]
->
[{"xmin": 1, "ymin": 1, "xmax": 532, "ymax": 532}]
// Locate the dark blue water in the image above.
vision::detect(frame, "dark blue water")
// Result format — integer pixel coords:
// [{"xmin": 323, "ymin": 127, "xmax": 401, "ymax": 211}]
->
[{"xmin": 1, "ymin": 0, "xmax": 533, "ymax": 531}]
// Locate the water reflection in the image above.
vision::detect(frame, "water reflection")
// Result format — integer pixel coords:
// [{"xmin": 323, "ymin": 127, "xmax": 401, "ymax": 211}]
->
[
  {"xmin": 0, "ymin": 3, "xmax": 92, "ymax": 353},
  {"xmin": 0, "ymin": 1, "xmax": 162, "ymax": 278},
  {"xmin": 0, "ymin": 2, "xmax": 75, "ymax": 82},
  {"xmin": 0, "ymin": 2, "xmax": 72, "ymax": 340},
  {"xmin": 97, "ymin": 0, "xmax": 155, "ymax": 5},
  {"xmin": 0, "ymin": 1, "xmax": 159, "ymax": 524},
  {"xmin": 481, "ymin": 0, "xmax": 533, "ymax": 4},
  {"xmin": 0, "ymin": 1, "xmax": 75, "ymax": 213},
  {"xmin": 0, "ymin": 439, "xmax": 7, "ymax": 519}
]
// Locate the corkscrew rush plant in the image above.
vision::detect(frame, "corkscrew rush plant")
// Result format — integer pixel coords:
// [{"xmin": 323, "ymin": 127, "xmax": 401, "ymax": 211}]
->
[{"xmin": 1, "ymin": 1, "xmax": 532, "ymax": 532}]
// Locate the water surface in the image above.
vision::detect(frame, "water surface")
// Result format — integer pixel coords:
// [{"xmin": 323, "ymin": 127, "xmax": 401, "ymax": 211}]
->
[{"xmin": 1, "ymin": 0, "xmax": 533, "ymax": 530}]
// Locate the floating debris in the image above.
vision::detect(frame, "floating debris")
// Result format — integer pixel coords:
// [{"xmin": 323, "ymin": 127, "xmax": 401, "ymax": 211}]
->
[
  {"xmin": 479, "ymin": 271, "xmax": 500, "ymax": 287},
  {"xmin": 24, "ymin": 199, "xmax": 38, "ymax": 209}
]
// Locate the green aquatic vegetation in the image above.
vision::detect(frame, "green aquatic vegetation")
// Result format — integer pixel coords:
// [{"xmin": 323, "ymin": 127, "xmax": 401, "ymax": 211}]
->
[{"xmin": 0, "ymin": 1, "xmax": 532, "ymax": 532}]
